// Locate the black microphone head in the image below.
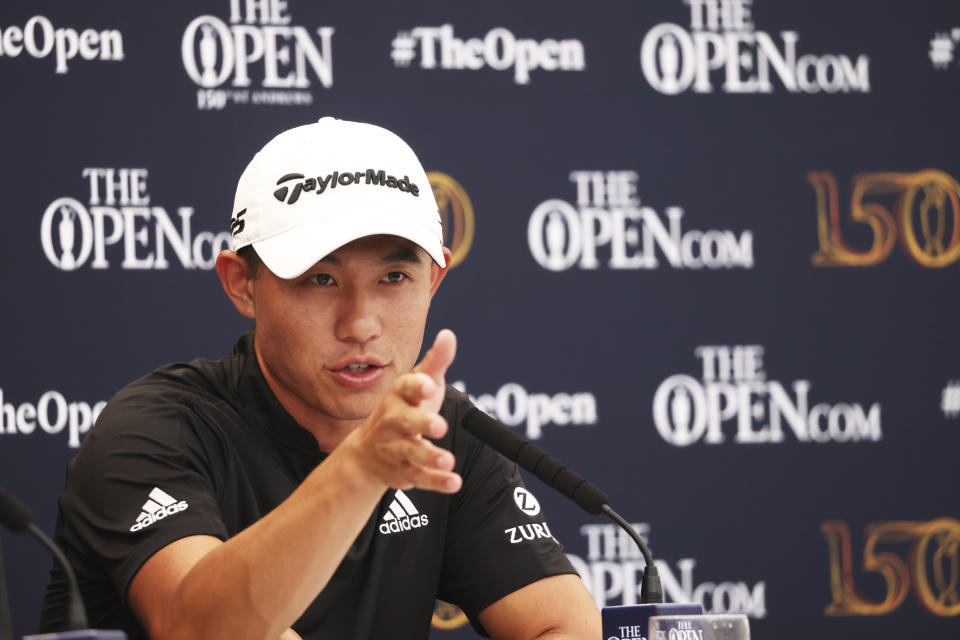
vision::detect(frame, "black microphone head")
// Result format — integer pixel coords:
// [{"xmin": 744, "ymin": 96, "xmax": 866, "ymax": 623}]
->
[
  {"xmin": 572, "ymin": 482, "xmax": 609, "ymax": 515},
  {"xmin": 462, "ymin": 407, "xmax": 528, "ymax": 459},
  {"xmin": 0, "ymin": 489, "xmax": 34, "ymax": 533},
  {"xmin": 463, "ymin": 406, "xmax": 609, "ymax": 515}
]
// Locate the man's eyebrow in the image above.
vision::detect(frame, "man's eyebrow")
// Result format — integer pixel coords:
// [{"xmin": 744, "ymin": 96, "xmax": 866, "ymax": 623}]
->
[
  {"xmin": 317, "ymin": 246, "xmax": 424, "ymax": 266},
  {"xmin": 379, "ymin": 248, "xmax": 423, "ymax": 264}
]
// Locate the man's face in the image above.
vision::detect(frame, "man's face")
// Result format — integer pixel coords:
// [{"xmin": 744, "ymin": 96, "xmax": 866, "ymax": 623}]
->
[{"xmin": 249, "ymin": 235, "xmax": 448, "ymax": 429}]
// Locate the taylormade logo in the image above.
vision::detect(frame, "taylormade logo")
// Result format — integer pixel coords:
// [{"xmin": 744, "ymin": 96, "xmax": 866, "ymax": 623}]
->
[
  {"xmin": 130, "ymin": 487, "xmax": 189, "ymax": 532},
  {"xmin": 272, "ymin": 169, "xmax": 421, "ymax": 205},
  {"xmin": 378, "ymin": 490, "xmax": 429, "ymax": 535}
]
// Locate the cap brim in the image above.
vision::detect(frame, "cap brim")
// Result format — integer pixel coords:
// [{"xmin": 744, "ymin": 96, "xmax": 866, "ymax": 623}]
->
[{"xmin": 252, "ymin": 211, "xmax": 446, "ymax": 279}]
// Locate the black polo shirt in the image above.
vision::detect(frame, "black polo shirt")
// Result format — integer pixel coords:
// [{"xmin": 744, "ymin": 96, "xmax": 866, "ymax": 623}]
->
[{"xmin": 39, "ymin": 333, "xmax": 574, "ymax": 639}]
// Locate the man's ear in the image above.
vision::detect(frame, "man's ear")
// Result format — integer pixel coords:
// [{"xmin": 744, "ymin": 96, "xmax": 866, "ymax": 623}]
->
[
  {"xmin": 429, "ymin": 247, "xmax": 452, "ymax": 298},
  {"xmin": 216, "ymin": 250, "xmax": 256, "ymax": 319}
]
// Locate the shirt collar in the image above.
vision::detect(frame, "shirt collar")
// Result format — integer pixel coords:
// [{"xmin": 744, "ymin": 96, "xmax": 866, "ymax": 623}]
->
[{"xmin": 233, "ymin": 331, "xmax": 325, "ymax": 458}]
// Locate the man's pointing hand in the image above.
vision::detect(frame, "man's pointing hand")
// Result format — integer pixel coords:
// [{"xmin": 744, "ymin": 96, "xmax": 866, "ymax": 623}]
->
[{"xmin": 346, "ymin": 330, "xmax": 462, "ymax": 494}]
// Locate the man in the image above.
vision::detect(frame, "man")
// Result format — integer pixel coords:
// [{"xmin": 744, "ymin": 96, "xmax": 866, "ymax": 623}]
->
[{"xmin": 40, "ymin": 118, "xmax": 600, "ymax": 639}]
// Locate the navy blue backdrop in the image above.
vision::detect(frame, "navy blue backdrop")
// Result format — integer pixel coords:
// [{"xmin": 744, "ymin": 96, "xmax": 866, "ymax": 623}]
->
[{"xmin": 1, "ymin": 1, "xmax": 958, "ymax": 638}]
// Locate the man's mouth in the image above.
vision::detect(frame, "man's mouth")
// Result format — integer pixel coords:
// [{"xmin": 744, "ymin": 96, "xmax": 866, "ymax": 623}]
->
[
  {"xmin": 329, "ymin": 360, "xmax": 387, "ymax": 388},
  {"xmin": 342, "ymin": 363, "xmax": 376, "ymax": 373}
]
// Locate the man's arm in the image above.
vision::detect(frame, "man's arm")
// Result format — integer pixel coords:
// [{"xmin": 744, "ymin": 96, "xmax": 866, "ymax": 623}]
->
[
  {"xmin": 128, "ymin": 331, "xmax": 460, "ymax": 640},
  {"xmin": 478, "ymin": 574, "xmax": 601, "ymax": 640}
]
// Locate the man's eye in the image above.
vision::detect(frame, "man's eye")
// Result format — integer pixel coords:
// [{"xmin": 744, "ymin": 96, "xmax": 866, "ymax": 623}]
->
[
  {"xmin": 309, "ymin": 273, "xmax": 335, "ymax": 286},
  {"xmin": 383, "ymin": 272, "xmax": 407, "ymax": 284}
]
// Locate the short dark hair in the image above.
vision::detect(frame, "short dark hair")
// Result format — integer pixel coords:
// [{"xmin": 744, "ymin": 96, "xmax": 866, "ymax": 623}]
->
[{"xmin": 237, "ymin": 245, "xmax": 261, "ymax": 278}]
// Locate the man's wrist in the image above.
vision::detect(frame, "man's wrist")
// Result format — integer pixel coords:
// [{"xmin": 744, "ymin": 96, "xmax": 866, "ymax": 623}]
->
[{"xmin": 323, "ymin": 431, "xmax": 391, "ymax": 499}]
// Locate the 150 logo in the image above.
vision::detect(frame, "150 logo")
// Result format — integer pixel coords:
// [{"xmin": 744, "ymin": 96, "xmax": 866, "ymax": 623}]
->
[
  {"xmin": 821, "ymin": 519, "xmax": 960, "ymax": 616},
  {"xmin": 428, "ymin": 172, "xmax": 474, "ymax": 269},
  {"xmin": 431, "ymin": 600, "xmax": 468, "ymax": 630},
  {"xmin": 809, "ymin": 170, "xmax": 960, "ymax": 268}
]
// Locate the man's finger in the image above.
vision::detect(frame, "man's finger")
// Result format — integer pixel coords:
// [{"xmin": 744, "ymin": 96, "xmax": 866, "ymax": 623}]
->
[
  {"xmin": 403, "ymin": 465, "xmax": 462, "ymax": 494},
  {"xmin": 399, "ymin": 438, "xmax": 455, "ymax": 471},
  {"xmin": 389, "ymin": 407, "xmax": 447, "ymax": 439},
  {"xmin": 415, "ymin": 329, "xmax": 457, "ymax": 385},
  {"xmin": 369, "ymin": 438, "xmax": 460, "ymax": 493},
  {"xmin": 393, "ymin": 372, "xmax": 438, "ymax": 405}
]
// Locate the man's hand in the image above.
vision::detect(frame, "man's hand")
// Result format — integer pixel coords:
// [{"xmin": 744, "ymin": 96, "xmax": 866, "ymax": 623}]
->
[{"xmin": 345, "ymin": 329, "xmax": 462, "ymax": 494}]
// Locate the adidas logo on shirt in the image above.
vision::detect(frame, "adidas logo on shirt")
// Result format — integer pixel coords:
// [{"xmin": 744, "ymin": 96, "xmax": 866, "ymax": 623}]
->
[
  {"xmin": 129, "ymin": 487, "xmax": 189, "ymax": 532},
  {"xmin": 378, "ymin": 490, "xmax": 429, "ymax": 535}
]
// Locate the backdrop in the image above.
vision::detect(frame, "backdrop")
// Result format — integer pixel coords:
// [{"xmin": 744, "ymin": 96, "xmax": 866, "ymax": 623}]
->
[{"xmin": 1, "ymin": 1, "xmax": 958, "ymax": 638}]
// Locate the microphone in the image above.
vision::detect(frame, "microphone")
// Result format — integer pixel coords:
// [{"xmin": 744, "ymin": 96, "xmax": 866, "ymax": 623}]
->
[
  {"xmin": 0, "ymin": 489, "xmax": 88, "ymax": 632},
  {"xmin": 461, "ymin": 406, "xmax": 663, "ymax": 604}
]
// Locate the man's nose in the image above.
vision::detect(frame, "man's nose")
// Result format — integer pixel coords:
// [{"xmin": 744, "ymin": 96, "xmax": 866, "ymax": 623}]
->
[{"xmin": 335, "ymin": 288, "xmax": 381, "ymax": 344}]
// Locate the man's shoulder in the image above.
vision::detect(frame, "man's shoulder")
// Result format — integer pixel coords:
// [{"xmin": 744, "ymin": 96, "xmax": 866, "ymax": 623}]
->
[
  {"xmin": 441, "ymin": 385, "xmax": 472, "ymax": 424},
  {"xmin": 87, "ymin": 343, "xmax": 248, "ymax": 447},
  {"xmin": 120, "ymin": 350, "xmax": 243, "ymax": 407}
]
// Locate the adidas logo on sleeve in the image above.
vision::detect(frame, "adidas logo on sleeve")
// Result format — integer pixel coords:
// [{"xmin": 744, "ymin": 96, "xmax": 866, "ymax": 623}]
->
[
  {"xmin": 129, "ymin": 487, "xmax": 189, "ymax": 532},
  {"xmin": 378, "ymin": 490, "xmax": 429, "ymax": 535}
]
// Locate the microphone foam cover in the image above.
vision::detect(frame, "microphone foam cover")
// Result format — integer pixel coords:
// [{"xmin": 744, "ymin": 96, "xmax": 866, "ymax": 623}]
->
[
  {"xmin": 571, "ymin": 481, "xmax": 609, "ymax": 515},
  {"xmin": 463, "ymin": 408, "xmax": 609, "ymax": 514},
  {"xmin": 0, "ymin": 489, "xmax": 34, "ymax": 533}
]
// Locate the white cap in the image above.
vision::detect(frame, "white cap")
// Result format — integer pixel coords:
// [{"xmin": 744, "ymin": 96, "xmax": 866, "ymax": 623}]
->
[{"xmin": 230, "ymin": 117, "xmax": 445, "ymax": 279}]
